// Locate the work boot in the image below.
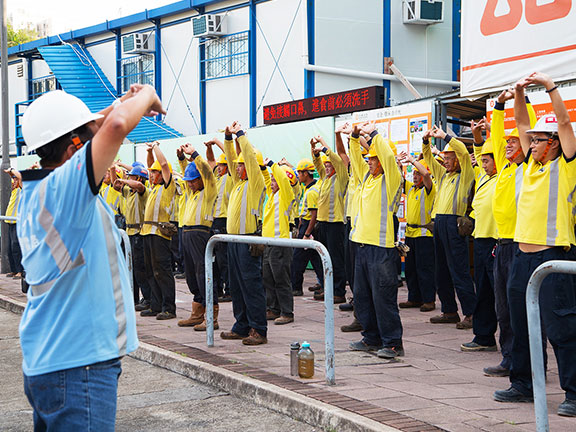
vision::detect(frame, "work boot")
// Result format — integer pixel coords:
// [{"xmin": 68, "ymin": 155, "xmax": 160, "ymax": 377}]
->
[
  {"xmin": 178, "ymin": 302, "xmax": 205, "ymax": 327},
  {"xmin": 493, "ymin": 387, "xmax": 533, "ymax": 403},
  {"xmin": 266, "ymin": 310, "xmax": 280, "ymax": 320},
  {"xmin": 274, "ymin": 315, "xmax": 294, "ymax": 325},
  {"xmin": 460, "ymin": 341, "xmax": 497, "ymax": 352},
  {"xmin": 341, "ymin": 318, "xmax": 363, "ymax": 332},
  {"xmin": 220, "ymin": 331, "xmax": 247, "ymax": 340},
  {"xmin": 420, "ymin": 302, "xmax": 436, "ymax": 312},
  {"xmin": 483, "ymin": 365, "xmax": 510, "ymax": 377},
  {"xmin": 456, "ymin": 315, "xmax": 473, "ymax": 329},
  {"xmin": 430, "ymin": 312, "xmax": 460, "ymax": 324},
  {"xmin": 194, "ymin": 305, "xmax": 219, "ymax": 331},
  {"xmin": 308, "ymin": 283, "xmax": 322, "ymax": 292},
  {"xmin": 558, "ymin": 398, "xmax": 576, "ymax": 417},
  {"xmin": 399, "ymin": 301, "xmax": 422, "ymax": 308},
  {"xmin": 156, "ymin": 311, "xmax": 177, "ymax": 320},
  {"xmin": 135, "ymin": 299, "xmax": 150, "ymax": 312},
  {"xmin": 242, "ymin": 328, "xmax": 267, "ymax": 345}
]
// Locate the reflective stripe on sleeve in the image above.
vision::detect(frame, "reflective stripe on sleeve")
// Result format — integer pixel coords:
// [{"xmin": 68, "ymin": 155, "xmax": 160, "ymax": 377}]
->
[
  {"xmin": 546, "ymin": 159, "xmax": 560, "ymax": 244},
  {"xmin": 378, "ymin": 175, "xmax": 388, "ymax": 247}
]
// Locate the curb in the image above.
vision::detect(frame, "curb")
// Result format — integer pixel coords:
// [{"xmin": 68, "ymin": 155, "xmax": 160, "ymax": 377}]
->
[{"xmin": 0, "ymin": 293, "xmax": 399, "ymax": 432}]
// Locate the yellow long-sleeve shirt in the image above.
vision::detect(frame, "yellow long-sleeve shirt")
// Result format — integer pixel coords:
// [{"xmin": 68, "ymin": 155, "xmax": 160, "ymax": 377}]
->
[
  {"xmin": 405, "ymin": 180, "xmax": 436, "ymax": 238},
  {"xmin": 262, "ymin": 163, "xmax": 295, "ymax": 238},
  {"xmin": 5, "ymin": 186, "xmax": 21, "ymax": 224},
  {"xmin": 122, "ymin": 185, "xmax": 150, "ymax": 236},
  {"xmin": 290, "ymin": 181, "xmax": 301, "ymax": 225},
  {"xmin": 298, "ymin": 180, "xmax": 320, "ymax": 221},
  {"xmin": 470, "ymin": 173, "xmax": 498, "ymax": 239},
  {"xmin": 99, "ymin": 183, "xmax": 122, "ymax": 215},
  {"xmin": 213, "ymin": 173, "xmax": 233, "ymax": 219},
  {"xmin": 349, "ymin": 134, "xmax": 402, "ymax": 248},
  {"xmin": 225, "ymin": 134, "xmax": 266, "ymax": 234},
  {"xmin": 141, "ymin": 176, "xmax": 177, "ymax": 240},
  {"xmin": 181, "ymin": 155, "xmax": 217, "ymax": 228},
  {"xmin": 423, "ymin": 136, "xmax": 474, "ymax": 217},
  {"xmin": 314, "ymin": 147, "xmax": 348, "ymax": 223},
  {"xmin": 491, "ymin": 101, "xmax": 537, "ymax": 239}
]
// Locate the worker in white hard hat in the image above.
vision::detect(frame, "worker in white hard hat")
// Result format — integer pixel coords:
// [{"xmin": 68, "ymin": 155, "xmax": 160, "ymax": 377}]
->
[
  {"xmin": 494, "ymin": 73, "xmax": 576, "ymax": 418},
  {"xmin": 16, "ymin": 85, "xmax": 164, "ymax": 430}
]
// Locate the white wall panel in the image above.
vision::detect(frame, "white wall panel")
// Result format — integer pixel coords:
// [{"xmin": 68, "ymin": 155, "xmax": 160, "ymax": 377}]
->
[
  {"xmin": 206, "ymin": 75, "xmax": 250, "ymax": 132},
  {"xmin": 87, "ymin": 41, "xmax": 117, "ymax": 89}
]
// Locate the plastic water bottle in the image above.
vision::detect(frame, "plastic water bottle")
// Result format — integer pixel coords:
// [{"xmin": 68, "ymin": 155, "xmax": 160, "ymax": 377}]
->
[{"xmin": 297, "ymin": 341, "xmax": 314, "ymax": 378}]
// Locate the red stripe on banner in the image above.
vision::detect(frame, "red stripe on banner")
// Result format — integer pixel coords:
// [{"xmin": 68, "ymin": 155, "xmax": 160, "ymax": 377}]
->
[{"xmin": 462, "ymin": 43, "xmax": 576, "ymax": 71}]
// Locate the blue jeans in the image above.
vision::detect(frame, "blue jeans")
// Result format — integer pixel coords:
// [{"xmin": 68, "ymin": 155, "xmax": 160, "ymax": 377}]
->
[{"xmin": 24, "ymin": 357, "xmax": 122, "ymax": 432}]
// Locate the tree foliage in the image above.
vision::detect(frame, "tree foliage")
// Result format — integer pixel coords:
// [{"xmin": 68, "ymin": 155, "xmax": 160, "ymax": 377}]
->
[{"xmin": 7, "ymin": 23, "xmax": 39, "ymax": 47}]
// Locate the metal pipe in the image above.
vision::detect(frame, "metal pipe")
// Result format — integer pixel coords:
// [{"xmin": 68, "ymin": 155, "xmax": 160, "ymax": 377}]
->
[
  {"xmin": 0, "ymin": 0, "xmax": 10, "ymax": 273},
  {"xmin": 526, "ymin": 260, "xmax": 576, "ymax": 432},
  {"xmin": 0, "ymin": 215, "xmax": 16, "ymax": 222},
  {"xmin": 205, "ymin": 234, "xmax": 336, "ymax": 385},
  {"xmin": 118, "ymin": 229, "xmax": 134, "ymax": 294},
  {"xmin": 304, "ymin": 63, "xmax": 460, "ymax": 88}
]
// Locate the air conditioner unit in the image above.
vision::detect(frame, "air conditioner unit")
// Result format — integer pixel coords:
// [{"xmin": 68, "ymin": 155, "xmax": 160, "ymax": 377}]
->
[
  {"xmin": 122, "ymin": 32, "xmax": 155, "ymax": 55},
  {"xmin": 403, "ymin": 0, "xmax": 444, "ymax": 25},
  {"xmin": 192, "ymin": 14, "xmax": 227, "ymax": 38}
]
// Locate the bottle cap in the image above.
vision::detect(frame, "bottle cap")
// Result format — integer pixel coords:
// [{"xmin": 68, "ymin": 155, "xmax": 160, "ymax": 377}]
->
[
  {"xmin": 290, "ymin": 341, "xmax": 300, "ymax": 349},
  {"xmin": 301, "ymin": 341, "xmax": 310, "ymax": 348}
]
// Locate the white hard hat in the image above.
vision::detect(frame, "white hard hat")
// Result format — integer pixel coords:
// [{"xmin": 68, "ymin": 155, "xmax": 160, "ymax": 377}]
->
[
  {"xmin": 526, "ymin": 114, "xmax": 558, "ymax": 134},
  {"xmin": 22, "ymin": 90, "xmax": 103, "ymax": 152}
]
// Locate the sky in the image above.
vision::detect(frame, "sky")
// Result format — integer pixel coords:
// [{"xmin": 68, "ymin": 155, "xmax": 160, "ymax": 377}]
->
[{"xmin": 10, "ymin": 0, "xmax": 177, "ymax": 34}]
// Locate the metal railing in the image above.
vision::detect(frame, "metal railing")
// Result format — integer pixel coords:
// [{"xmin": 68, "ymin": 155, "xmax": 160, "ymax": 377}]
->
[
  {"xmin": 205, "ymin": 234, "xmax": 336, "ymax": 385},
  {"xmin": 527, "ymin": 260, "xmax": 576, "ymax": 432}
]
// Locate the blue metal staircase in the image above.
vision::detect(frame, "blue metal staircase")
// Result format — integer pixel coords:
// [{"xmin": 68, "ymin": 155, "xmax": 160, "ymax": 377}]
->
[{"xmin": 36, "ymin": 44, "xmax": 181, "ymax": 143}]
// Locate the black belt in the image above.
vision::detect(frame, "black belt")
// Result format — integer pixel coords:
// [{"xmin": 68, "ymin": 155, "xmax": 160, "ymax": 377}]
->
[
  {"xmin": 183, "ymin": 225, "xmax": 210, "ymax": 232},
  {"xmin": 497, "ymin": 238, "xmax": 514, "ymax": 246}
]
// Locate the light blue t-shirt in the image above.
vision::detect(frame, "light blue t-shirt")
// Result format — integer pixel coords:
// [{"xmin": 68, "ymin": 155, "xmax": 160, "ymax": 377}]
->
[{"xmin": 17, "ymin": 143, "xmax": 138, "ymax": 376}]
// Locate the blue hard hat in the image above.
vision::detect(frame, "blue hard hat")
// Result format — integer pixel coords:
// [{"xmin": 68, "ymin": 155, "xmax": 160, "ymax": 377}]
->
[
  {"xmin": 129, "ymin": 165, "xmax": 148, "ymax": 179},
  {"xmin": 132, "ymin": 161, "xmax": 145, "ymax": 168},
  {"xmin": 183, "ymin": 162, "xmax": 201, "ymax": 181}
]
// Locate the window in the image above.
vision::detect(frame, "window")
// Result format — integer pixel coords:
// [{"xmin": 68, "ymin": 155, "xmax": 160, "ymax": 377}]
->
[
  {"xmin": 119, "ymin": 54, "xmax": 154, "ymax": 94},
  {"xmin": 31, "ymin": 75, "xmax": 58, "ymax": 100},
  {"xmin": 203, "ymin": 31, "xmax": 249, "ymax": 80}
]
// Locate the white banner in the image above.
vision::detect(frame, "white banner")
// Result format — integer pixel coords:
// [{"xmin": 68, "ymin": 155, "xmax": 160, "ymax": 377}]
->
[{"xmin": 461, "ymin": 0, "xmax": 576, "ymax": 97}]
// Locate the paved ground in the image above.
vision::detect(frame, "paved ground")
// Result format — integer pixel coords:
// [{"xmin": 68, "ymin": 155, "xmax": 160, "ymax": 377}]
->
[
  {"xmin": 0, "ymin": 308, "xmax": 317, "ymax": 432},
  {"xmin": 2, "ymin": 272, "xmax": 575, "ymax": 431}
]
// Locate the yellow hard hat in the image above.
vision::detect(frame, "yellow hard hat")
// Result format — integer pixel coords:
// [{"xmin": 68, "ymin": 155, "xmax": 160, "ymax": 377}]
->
[
  {"xmin": 150, "ymin": 160, "xmax": 173, "ymax": 173},
  {"xmin": 217, "ymin": 153, "xmax": 227, "ymax": 164},
  {"xmin": 480, "ymin": 138, "xmax": 494, "ymax": 156},
  {"xmin": 367, "ymin": 145, "xmax": 378, "ymax": 158},
  {"xmin": 297, "ymin": 158, "xmax": 314, "ymax": 171},
  {"xmin": 115, "ymin": 169, "xmax": 124, "ymax": 179},
  {"xmin": 279, "ymin": 165, "xmax": 298, "ymax": 186},
  {"xmin": 442, "ymin": 144, "xmax": 455, "ymax": 154},
  {"xmin": 361, "ymin": 146, "xmax": 368, "ymax": 156},
  {"xmin": 320, "ymin": 154, "xmax": 329, "ymax": 164},
  {"xmin": 419, "ymin": 160, "xmax": 430, "ymax": 171},
  {"xmin": 504, "ymin": 128, "xmax": 520, "ymax": 140},
  {"xmin": 236, "ymin": 149, "xmax": 264, "ymax": 165}
]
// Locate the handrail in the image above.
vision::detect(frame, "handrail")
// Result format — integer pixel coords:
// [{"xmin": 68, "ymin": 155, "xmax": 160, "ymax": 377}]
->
[
  {"xmin": 205, "ymin": 234, "xmax": 335, "ymax": 385},
  {"xmin": 526, "ymin": 260, "xmax": 576, "ymax": 432}
]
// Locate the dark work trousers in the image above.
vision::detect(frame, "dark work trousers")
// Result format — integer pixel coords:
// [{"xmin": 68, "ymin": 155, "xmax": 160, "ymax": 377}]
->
[
  {"xmin": 344, "ymin": 218, "xmax": 354, "ymax": 289},
  {"xmin": 493, "ymin": 241, "xmax": 516, "ymax": 370},
  {"xmin": 129, "ymin": 234, "xmax": 150, "ymax": 304},
  {"xmin": 228, "ymin": 242, "xmax": 267, "ymax": 338},
  {"xmin": 170, "ymin": 224, "xmax": 184, "ymax": 273},
  {"xmin": 508, "ymin": 247, "xmax": 575, "ymax": 398},
  {"xmin": 393, "ymin": 215, "xmax": 402, "ymax": 277},
  {"xmin": 354, "ymin": 243, "xmax": 403, "ymax": 348},
  {"xmin": 291, "ymin": 219, "xmax": 324, "ymax": 292},
  {"xmin": 433, "ymin": 214, "xmax": 477, "ymax": 316},
  {"xmin": 7, "ymin": 223, "xmax": 23, "ymax": 274},
  {"xmin": 182, "ymin": 226, "xmax": 216, "ymax": 306},
  {"xmin": 264, "ymin": 246, "xmax": 294, "ymax": 317},
  {"xmin": 143, "ymin": 234, "xmax": 176, "ymax": 314},
  {"xmin": 317, "ymin": 221, "xmax": 347, "ymax": 297},
  {"xmin": 404, "ymin": 236, "xmax": 436, "ymax": 303},
  {"xmin": 212, "ymin": 217, "xmax": 229, "ymax": 296},
  {"xmin": 471, "ymin": 238, "xmax": 497, "ymax": 346}
]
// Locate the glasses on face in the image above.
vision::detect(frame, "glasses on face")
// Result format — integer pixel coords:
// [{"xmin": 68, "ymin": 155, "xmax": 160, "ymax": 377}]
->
[{"xmin": 530, "ymin": 137, "xmax": 550, "ymax": 145}]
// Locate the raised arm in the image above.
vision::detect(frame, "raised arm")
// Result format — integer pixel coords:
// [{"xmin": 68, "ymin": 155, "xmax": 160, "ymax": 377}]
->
[
  {"xmin": 349, "ymin": 123, "xmax": 369, "ymax": 180},
  {"xmin": 422, "ymin": 129, "xmax": 446, "ymax": 181},
  {"xmin": 204, "ymin": 140, "xmax": 217, "ymax": 170},
  {"xmin": 311, "ymin": 138, "xmax": 326, "ymax": 179},
  {"xmin": 152, "ymin": 142, "xmax": 171, "ymax": 185},
  {"xmin": 335, "ymin": 123, "xmax": 351, "ymax": 167},
  {"xmin": 399, "ymin": 151, "xmax": 433, "ymax": 192},
  {"xmin": 492, "ymin": 89, "xmax": 514, "ymax": 171},
  {"xmin": 224, "ymin": 125, "xmax": 240, "ymax": 183},
  {"xmin": 513, "ymin": 80, "xmax": 532, "ymax": 157}
]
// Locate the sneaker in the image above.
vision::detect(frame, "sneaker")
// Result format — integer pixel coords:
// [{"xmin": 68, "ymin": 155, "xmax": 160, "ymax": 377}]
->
[
  {"xmin": 558, "ymin": 398, "xmax": 576, "ymax": 417},
  {"xmin": 341, "ymin": 319, "xmax": 362, "ymax": 332},
  {"xmin": 140, "ymin": 309, "xmax": 159, "ymax": 317},
  {"xmin": 242, "ymin": 329, "xmax": 267, "ymax": 345},
  {"xmin": 483, "ymin": 365, "xmax": 510, "ymax": 377},
  {"xmin": 377, "ymin": 346, "xmax": 405, "ymax": 359},
  {"xmin": 456, "ymin": 315, "xmax": 473, "ymax": 329},
  {"xmin": 420, "ymin": 302, "xmax": 436, "ymax": 312},
  {"xmin": 430, "ymin": 313, "xmax": 461, "ymax": 324},
  {"xmin": 399, "ymin": 301, "xmax": 422, "ymax": 308},
  {"xmin": 135, "ymin": 299, "xmax": 150, "ymax": 312},
  {"xmin": 308, "ymin": 283, "xmax": 322, "ymax": 292},
  {"xmin": 461, "ymin": 341, "xmax": 497, "ymax": 352},
  {"xmin": 349, "ymin": 340, "xmax": 382, "ymax": 351},
  {"xmin": 493, "ymin": 387, "xmax": 533, "ymax": 403},
  {"xmin": 274, "ymin": 315, "xmax": 294, "ymax": 325},
  {"xmin": 156, "ymin": 311, "xmax": 177, "ymax": 320},
  {"xmin": 266, "ymin": 310, "xmax": 280, "ymax": 320},
  {"xmin": 220, "ymin": 331, "xmax": 247, "ymax": 340},
  {"xmin": 292, "ymin": 290, "xmax": 303, "ymax": 297}
]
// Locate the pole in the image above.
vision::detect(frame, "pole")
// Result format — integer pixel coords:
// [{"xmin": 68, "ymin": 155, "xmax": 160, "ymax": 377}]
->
[{"xmin": 0, "ymin": 0, "xmax": 11, "ymax": 273}]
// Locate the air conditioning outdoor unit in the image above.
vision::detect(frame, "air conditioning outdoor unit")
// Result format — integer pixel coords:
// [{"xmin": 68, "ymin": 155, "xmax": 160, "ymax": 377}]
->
[
  {"xmin": 122, "ymin": 32, "xmax": 155, "ymax": 55},
  {"xmin": 192, "ymin": 14, "xmax": 227, "ymax": 38},
  {"xmin": 403, "ymin": 0, "xmax": 444, "ymax": 25}
]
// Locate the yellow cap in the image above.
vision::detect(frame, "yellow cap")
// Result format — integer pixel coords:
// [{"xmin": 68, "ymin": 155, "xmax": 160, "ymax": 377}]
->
[
  {"xmin": 504, "ymin": 128, "xmax": 519, "ymax": 140},
  {"xmin": 360, "ymin": 145, "xmax": 368, "ymax": 156},
  {"xmin": 236, "ymin": 149, "xmax": 264, "ymax": 165},
  {"xmin": 480, "ymin": 138, "xmax": 494, "ymax": 156},
  {"xmin": 296, "ymin": 158, "xmax": 314, "ymax": 171},
  {"xmin": 442, "ymin": 144, "xmax": 455, "ymax": 154},
  {"xmin": 320, "ymin": 154, "xmax": 329, "ymax": 164},
  {"xmin": 217, "ymin": 153, "xmax": 227, "ymax": 164},
  {"xmin": 367, "ymin": 145, "xmax": 378, "ymax": 158},
  {"xmin": 279, "ymin": 165, "xmax": 298, "ymax": 186},
  {"xmin": 150, "ymin": 160, "xmax": 173, "ymax": 173}
]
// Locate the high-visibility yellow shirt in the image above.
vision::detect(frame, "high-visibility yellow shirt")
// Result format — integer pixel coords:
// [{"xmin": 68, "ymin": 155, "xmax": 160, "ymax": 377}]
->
[
  {"xmin": 313, "ymin": 147, "xmax": 348, "ymax": 223},
  {"xmin": 298, "ymin": 180, "xmax": 320, "ymax": 221},
  {"xmin": 345, "ymin": 168, "xmax": 357, "ymax": 219},
  {"xmin": 5, "ymin": 186, "xmax": 21, "ymax": 223},
  {"xmin": 213, "ymin": 173, "xmax": 232, "ymax": 219},
  {"xmin": 99, "ymin": 183, "xmax": 122, "ymax": 215},
  {"xmin": 140, "ymin": 176, "xmax": 177, "ymax": 240},
  {"xmin": 262, "ymin": 163, "xmax": 295, "ymax": 238},
  {"xmin": 181, "ymin": 156, "xmax": 217, "ymax": 227},
  {"xmin": 225, "ymin": 135, "xmax": 266, "ymax": 234},
  {"xmin": 290, "ymin": 181, "xmax": 301, "ymax": 224},
  {"xmin": 490, "ymin": 102, "xmax": 536, "ymax": 239},
  {"xmin": 471, "ymin": 173, "xmax": 498, "ymax": 239},
  {"xmin": 423, "ymin": 136, "xmax": 474, "ymax": 217},
  {"xmin": 121, "ymin": 185, "xmax": 150, "ymax": 236},
  {"xmin": 515, "ymin": 153, "xmax": 576, "ymax": 247},
  {"xmin": 405, "ymin": 180, "xmax": 436, "ymax": 238},
  {"xmin": 349, "ymin": 134, "xmax": 402, "ymax": 248}
]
